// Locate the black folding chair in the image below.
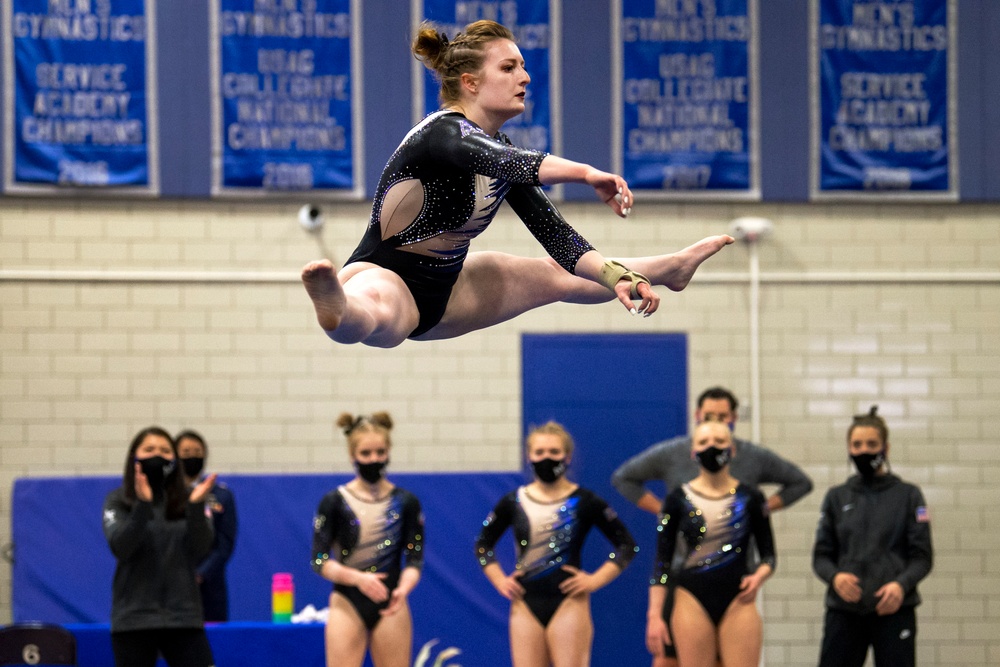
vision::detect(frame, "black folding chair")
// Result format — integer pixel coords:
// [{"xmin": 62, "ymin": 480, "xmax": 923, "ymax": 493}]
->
[{"xmin": 0, "ymin": 623, "xmax": 76, "ymax": 666}]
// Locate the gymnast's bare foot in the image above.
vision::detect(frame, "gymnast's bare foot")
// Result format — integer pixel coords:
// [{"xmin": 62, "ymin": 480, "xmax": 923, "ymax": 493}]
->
[
  {"xmin": 662, "ymin": 234, "xmax": 734, "ymax": 292},
  {"xmin": 302, "ymin": 259, "xmax": 346, "ymax": 332}
]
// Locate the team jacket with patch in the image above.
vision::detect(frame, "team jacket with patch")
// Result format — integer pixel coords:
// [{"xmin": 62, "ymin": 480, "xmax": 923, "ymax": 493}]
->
[{"xmin": 812, "ymin": 473, "xmax": 932, "ymax": 614}]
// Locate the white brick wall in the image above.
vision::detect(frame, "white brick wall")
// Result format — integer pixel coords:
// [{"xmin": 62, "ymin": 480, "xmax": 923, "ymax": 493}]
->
[{"xmin": 1, "ymin": 197, "xmax": 998, "ymax": 666}]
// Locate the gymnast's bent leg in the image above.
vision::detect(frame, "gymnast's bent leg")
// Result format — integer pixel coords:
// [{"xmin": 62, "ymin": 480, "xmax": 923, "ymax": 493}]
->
[{"xmin": 301, "ymin": 261, "xmax": 420, "ymax": 349}]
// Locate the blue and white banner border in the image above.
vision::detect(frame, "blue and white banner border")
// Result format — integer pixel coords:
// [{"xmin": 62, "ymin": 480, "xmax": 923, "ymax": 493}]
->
[
  {"xmin": 808, "ymin": 0, "xmax": 959, "ymax": 202},
  {"xmin": 1, "ymin": 0, "xmax": 160, "ymax": 196},
  {"xmin": 208, "ymin": 0, "xmax": 365, "ymax": 199},
  {"xmin": 611, "ymin": 0, "xmax": 761, "ymax": 201}
]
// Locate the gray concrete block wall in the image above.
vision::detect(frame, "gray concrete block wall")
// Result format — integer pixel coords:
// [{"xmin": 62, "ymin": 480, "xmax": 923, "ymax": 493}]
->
[{"xmin": 1, "ymin": 198, "xmax": 997, "ymax": 665}]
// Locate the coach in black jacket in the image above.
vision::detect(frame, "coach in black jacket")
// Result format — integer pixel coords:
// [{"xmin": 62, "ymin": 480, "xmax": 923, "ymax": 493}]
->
[
  {"xmin": 103, "ymin": 426, "xmax": 217, "ymax": 667},
  {"xmin": 812, "ymin": 407, "xmax": 933, "ymax": 667}
]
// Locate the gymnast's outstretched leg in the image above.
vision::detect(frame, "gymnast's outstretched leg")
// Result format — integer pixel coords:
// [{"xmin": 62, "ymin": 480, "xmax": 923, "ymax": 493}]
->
[
  {"xmin": 416, "ymin": 235, "xmax": 733, "ymax": 341},
  {"xmin": 603, "ymin": 234, "xmax": 734, "ymax": 294}
]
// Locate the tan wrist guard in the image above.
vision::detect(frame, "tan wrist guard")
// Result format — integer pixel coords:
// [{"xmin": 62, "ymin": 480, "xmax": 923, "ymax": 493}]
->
[{"xmin": 598, "ymin": 259, "xmax": 650, "ymax": 299}]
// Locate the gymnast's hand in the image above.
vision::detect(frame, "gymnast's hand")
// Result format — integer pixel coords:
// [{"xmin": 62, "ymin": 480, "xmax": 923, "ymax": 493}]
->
[
  {"xmin": 189, "ymin": 473, "xmax": 217, "ymax": 504},
  {"xmin": 645, "ymin": 615, "xmax": 670, "ymax": 657},
  {"xmin": 614, "ymin": 279, "xmax": 659, "ymax": 317},
  {"xmin": 587, "ymin": 170, "xmax": 633, "ymax": 218},
  {"xmin": 875, "ymin": 581, "xmax": 904, "ymax": 616},
  {"xmin": 493, "ymin": 570, "xmax": 525, "ymax": 601},
  {"xmin": 736, "ymin": 567, "xmax": 769, "ymax": 603},
  {"xmin": 380, "ymin": 587, "xmax": 408, "ymax": 617},
  {"xmin": 559, "ymin": 565, "xmax": 598, "ymax": 596},
  {"xmin": 355, "ymin": 571, "xmax": 390, "ymax": 603},
  {"xmin": 832, "ymin": 572, "xmax": 862, "ymax": 604}
]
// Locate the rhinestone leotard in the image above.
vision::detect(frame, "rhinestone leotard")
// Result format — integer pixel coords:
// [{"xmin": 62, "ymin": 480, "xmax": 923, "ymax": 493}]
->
[
  {"xmin": 651, "ymin": 482, "xmax": 776, "ymax": 626},
  {"xmin": 311, "ymin": 485, "xmax": 424, "ymax": 630},
  {"xmin": 346, "ymin": 111, "xmax": 595, "ymax": 337},
  {"xmin": 475, "ymin": 486, "xmax": 637, "ymax": 627}
]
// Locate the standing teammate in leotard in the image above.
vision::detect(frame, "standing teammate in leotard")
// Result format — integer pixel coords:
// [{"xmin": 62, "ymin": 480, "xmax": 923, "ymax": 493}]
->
[
  {"xmin": 646, "ymin": 421, "xmax": 776, "ymax": 667},
  {"xmin": 311, "ymin": 412, "xmax": 424, "ymax": 667},
  {"xmin": 475, "ymin": 422, "xmax": 637, "ymax": 667},
  {"xmin": 302, "ymin": 19, "xmax": 732, "ymax": 349}
]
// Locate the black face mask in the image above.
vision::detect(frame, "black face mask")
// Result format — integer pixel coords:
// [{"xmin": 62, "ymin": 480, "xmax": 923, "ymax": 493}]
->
[
  {"xmin": 355, "ymin": 459, "xmax": 388, "ymax": 484},
  {"xmin": 695, "ymin": 446, "xmax": 732, "ymax": 473},
  {"xmin": 531, "ymin": 458, "xmax": 567, "ymax": 483},
  {"xmin": 851, "ymin": 451, "xmax": 885, "ymax": 480},
  {"xmin": 181, "ymin": 457, "xmax": 205, "ymax": 478},
  {"xmin": 137, "ymin": 455, "xmax": 176, "ymax": 490}
]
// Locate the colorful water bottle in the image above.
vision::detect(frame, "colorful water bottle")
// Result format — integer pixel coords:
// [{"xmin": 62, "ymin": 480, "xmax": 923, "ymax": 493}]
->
[{"xmin": 271, "ymin": 572, "xmax": 294, "ymax": 623}]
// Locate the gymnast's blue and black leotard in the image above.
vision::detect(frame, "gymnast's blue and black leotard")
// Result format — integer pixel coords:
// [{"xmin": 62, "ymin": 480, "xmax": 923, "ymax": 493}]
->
[
  {"xmin": 311, "ymin": 485, "xmax": 424, "ymax": 630},
  {"xmin": 475, "ymin": 485, "xmax": 637, "ymax": 627},
  {"xmin": 652, "ymin": 482, "xmax": 776, "ymax": 627},
  {"xmin": 346, "ymin": 110, "xmax": 596, "ymax": 338}
]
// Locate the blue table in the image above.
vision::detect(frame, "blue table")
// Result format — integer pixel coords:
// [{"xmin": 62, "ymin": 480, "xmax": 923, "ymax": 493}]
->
[{"xmin": 67, "ymin": 622, "xmax": 326, "ymax": 667}]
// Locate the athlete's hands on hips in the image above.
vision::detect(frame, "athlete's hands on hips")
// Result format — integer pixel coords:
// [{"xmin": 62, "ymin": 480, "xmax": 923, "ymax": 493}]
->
[
  {"xmin": 559, "ymin": 565, "xmax": 598, "ymax": 596},
  {"xmin": 645, "ymin": 615, "xmax": 670, "ymax": 657},
  {"xmin": 614, "ymin": 278, "xmax": 659, "ymax": 316},
  {"xmin": 494, "ymin": 570, "xmax": 525, "ymax": 601},
  {"xmin": 587, "ymin": 169, "xmax": 633, "ymax": 218},
  {"xmin": 832, "ymin": 572, "xmax": 862, "ymax": 603},
  {"xmin": 874, "ymin": 581, "xmax": 904, "ymax": 616},
  {"xmin": 355, "ymin": 571, "xmax": 390, "ymax": 603}
]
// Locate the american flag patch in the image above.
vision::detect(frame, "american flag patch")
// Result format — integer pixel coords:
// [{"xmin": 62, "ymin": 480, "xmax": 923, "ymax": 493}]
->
[{"xmin": 915, "ymin": 506, "xmax": 930, "ymax": 523}]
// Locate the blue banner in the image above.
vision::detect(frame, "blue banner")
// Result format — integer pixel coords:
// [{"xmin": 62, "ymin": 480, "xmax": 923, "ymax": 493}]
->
[
  {"xmin": 211, "ymin": 0, "xmax": 360, "ymax": 196},
  {"xmin": 415, "ymin": 0, "xmax": 555, "ymax": 154},
  {"xmin": 616, "ymin": 0, "xmax": 757, "ymax": 197},
  {"xmin": 4, "ymin": 0, "xmax": 156, "ymax": 192},
  {"xmin": 812, "ymin": 0, "xmax": 956, "ymax": 198}
]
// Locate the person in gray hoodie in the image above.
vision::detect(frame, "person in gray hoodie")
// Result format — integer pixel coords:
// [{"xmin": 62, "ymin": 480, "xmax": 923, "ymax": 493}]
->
[
  {"xmin": 812, "ymin": 407, "xmax": 933, "ymax": 667},
  {"xmin": 611, "ymin": 386, "xmax": 813, "ymax": 515},
  {"xmin": 102, "ymin": 426, "xmax": 218, "ymax": 667}
]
